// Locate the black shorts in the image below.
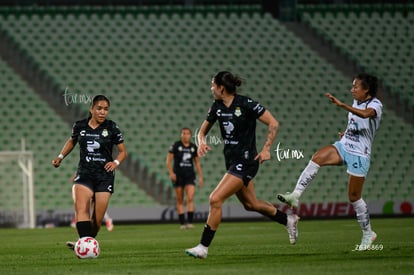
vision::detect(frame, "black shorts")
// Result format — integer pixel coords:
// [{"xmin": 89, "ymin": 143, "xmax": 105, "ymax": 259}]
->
[
  {"xmin": 73, "ymin": 173, "xmax": 115, "ymax": 193},
  {"xmin": 226, "ymin": 160, "xmax": 259, "ymax": 186},
  {"xmin": 173, "ymin": 174, "xmax": 196, "ymax": 188}
]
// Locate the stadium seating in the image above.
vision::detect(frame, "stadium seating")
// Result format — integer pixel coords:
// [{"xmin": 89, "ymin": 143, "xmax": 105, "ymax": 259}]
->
[
  {"xmin": 300, "ymin": 6, "xmax": 414, "ymax": 108},
  {"xmin": 0, "ymin": 57, "xmax": 158, "ymax": 210},
  {"xmin": 0, "ymin": 5, "xmax": 412, "ymax": 210}
]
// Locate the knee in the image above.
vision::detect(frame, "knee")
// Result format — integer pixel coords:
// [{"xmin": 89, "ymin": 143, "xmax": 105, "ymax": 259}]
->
[
  {"xmin": 311, "ymin": 153, "xmax": 323, "ymax": 165},
  {"xmin": 209, "ymin": 194, "xmax": 223, "ymax": 208},
  {"xmin": 175, "ymin": 196, "xmax": 184, "ymax": 204},
  {"xmin": 348, "ymin": 192, "xmax": 361, "ymax": 202},
  {"xmin": 242, "ymin": 202, "xmax": 255, "ymax": 211}
]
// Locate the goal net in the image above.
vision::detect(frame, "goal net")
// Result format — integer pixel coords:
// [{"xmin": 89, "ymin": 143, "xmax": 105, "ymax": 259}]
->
[{"xmin": 0, "ymin": 150, "xmax": 35, "ymax": 228}]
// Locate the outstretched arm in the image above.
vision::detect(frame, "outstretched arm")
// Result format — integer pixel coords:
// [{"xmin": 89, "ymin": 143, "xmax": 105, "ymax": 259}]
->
[{"xmin": 325, "ymin": 93, "xmax": 377, "ymax": 118}]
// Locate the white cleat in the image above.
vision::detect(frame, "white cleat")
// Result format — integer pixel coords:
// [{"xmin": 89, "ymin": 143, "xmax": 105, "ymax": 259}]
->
[
  {"xmin": 286, "ymin": 214, "xmax": 299, "ymax": 245},
  {"xmin": 277, "ymin": 192, "xmax": 299, "ymax": 209},
  {"xmin": 358, "ymin": 231, "xmax": 377, "ymax": 251},
  {"xmin": 185, "ymin": 244, "xmax": 208, "ymax": 259}
]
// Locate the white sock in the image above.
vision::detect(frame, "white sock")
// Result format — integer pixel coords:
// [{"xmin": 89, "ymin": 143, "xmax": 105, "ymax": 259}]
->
[
  {"xmin": 293, "ymin": 160, "xmax": 320, "ymax": 196},
  {"xmin": 352, "ymin": 198, "xmax": 372, "ymax": 232}
]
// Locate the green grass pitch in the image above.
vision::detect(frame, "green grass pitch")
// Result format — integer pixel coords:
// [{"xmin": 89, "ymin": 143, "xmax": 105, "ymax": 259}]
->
[{"xmin": 0, "ymin": 218, "xmax": 412, "ymax": 274}]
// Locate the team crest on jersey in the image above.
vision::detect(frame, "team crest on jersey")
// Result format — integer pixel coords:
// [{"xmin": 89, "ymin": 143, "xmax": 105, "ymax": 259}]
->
[
  {"xmin": 178, "ymin": 146, "xmax": 183, "ymax": 151},
  {"xmin": 102, "ymin": 129, "xmax": 108, "ymax": 137},
  {"xmin": 234, "ymin": 107, "xmax": 242, "ymax": 117}
]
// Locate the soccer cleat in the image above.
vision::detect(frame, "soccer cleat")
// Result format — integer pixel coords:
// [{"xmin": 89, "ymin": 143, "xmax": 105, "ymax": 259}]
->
[
  {"xmin": 277, "ymin": 192, "xmax": 299, "ymax": 208},
  {"xmin": 186, "ymin": 224, "xmax": 195, "ymax": 229},
  {"xmin": 358, "ymin": 231, "xmax": 377, "ymax": 251},
  {"xmin": 185, "ymin": 244, "xmax": 208, "ymax": 259},
  {"xmin": 286, "ymin": 214, "xmax": 299, "ymax": 245},
  {"xmin": 180, "ymin": 225, "xmax": 187, "ymax": 230},
  {"xmin": 105, "ymin": 218, "xmax": 114, "ymax": 231},
  {"xmin": 66, "ymin": 241, "xmax": 75, "ymax": 250}
]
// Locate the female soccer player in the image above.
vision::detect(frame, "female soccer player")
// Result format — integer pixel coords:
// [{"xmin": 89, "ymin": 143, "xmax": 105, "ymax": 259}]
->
[
  {"xmin": 52, "ymin": 95, "xmax": 127, "ymax": 248},
  {"xmin": 166, "ymin": 127, "xmax": 204, "ymax": 229},
  {"xmin": 277, "ymin": 73, "xmax": 382, "ymax": 251},
  {"xmin": 185, "ymin": 71, "xmax": 299, "ymax": 259}
]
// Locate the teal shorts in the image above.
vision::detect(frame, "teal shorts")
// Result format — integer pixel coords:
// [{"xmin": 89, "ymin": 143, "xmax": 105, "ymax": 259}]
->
[{"xmin": 333, "ymin": 141, "xmax": 370, "ymax": 177}]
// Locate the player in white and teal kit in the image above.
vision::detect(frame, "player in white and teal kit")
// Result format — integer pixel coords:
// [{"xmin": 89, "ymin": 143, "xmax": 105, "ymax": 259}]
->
[{"xmin": 277, "ymin": 73, "xmax": 382, "ymax": 251}]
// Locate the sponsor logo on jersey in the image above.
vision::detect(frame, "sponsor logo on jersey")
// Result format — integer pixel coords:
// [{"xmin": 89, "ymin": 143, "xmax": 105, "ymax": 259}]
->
[
  {"xmin": 223, "ymin": 121, "xmax": 234, "ymax": 135},
  {"xmin": 86, "ymin": 140, "xmax": 100, "ymax": 152}
]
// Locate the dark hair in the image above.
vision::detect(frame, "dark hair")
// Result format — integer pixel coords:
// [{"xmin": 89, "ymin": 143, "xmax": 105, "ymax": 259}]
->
[
  {"xmin": 181, "ymin": 127, "xmax": 192, "ymax": 134},
  {"xmin": 356, "ymin": 73, "xmax": 378, "ymax": 98},
  {"xmin": 88, "ymin": 95, "xmax": 110, "ymax": 119},
  {"xmin": 91, "ymin": 94, "xmax": 110, "ymax": 108},
  {"xmin": 213, "ymin": 71, "xmax": 242, "ymax": 94}
]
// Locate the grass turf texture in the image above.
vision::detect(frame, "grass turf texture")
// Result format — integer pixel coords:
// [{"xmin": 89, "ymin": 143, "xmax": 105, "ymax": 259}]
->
[{"xmin": 0, "ymin": 218, "xmax": 412, "ymax": 275}]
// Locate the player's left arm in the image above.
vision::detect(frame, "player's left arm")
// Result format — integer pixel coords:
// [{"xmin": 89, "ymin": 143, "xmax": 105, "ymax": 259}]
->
[
  {"xmin": 105, "ymin": 142, "xmax": 127, "ymax": 172},
  {"xmin": 325, "ymin": 93, "xmax": 377, "ymax": 118},
  {"xmin": 256, "ymin": 110, "xmax": 279, "ymax": 164}
]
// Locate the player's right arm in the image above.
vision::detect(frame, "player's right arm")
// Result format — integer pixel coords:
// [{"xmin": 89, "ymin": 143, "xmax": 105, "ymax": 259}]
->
[
  {"xmin": 166, "ymin": 152, "xmax": 176, "ymax": 182},
  {"xmin": 52, "ymin": 137, "xmax": 76, "ymax": 168},
  {"xmin": 197, "ymin": 120, "xmax": 213, "ymax": 157}
]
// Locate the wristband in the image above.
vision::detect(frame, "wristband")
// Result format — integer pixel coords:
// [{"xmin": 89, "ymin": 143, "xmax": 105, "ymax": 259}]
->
[
  {"xmin": 114, "ymin": 159, "xmax": 120, "ymax": 166},
  {"xmin": 58, "ymin": 153, "xmax": 64, "ymax": 160}
]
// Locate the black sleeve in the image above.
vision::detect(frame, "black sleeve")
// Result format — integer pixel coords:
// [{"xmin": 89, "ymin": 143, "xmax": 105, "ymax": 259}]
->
[
  {"xmin": 245, "ymin": 97, "xmax": 266, "ymax": 119},
  {"xmin": 206, "ymin": 101, "xmax": 218, "ymax": 123},
  {"xmin": 111, "ymin": 121, "xmax": 124, "ymax": 145}
]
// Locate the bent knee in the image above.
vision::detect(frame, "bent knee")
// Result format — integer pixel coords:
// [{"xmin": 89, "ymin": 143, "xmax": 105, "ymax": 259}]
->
[
  {"xmin": 242, "ymin": 201, "xmax": 258, "ymax": 211},
  {"xmin": 209, "ymin": 194, "xmax": 224, "ymax": 208}
]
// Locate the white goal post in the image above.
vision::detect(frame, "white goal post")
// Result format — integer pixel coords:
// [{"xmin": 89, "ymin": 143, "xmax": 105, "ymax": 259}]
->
[{"xmin": 0, "ymin": 148, "xmax": 35, "ymax": 229}]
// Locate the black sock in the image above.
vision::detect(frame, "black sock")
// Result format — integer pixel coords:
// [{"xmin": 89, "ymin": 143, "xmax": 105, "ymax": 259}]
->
[
  {"xmin": 90, "ymin": 221, "xmax": 98, "ymax": 238},
  {"xmin": 178, "ymin": 214, "xmax": 186, "ymax": 225},
  {"xmin": 76, "ymin": 221, "xmax": 92, "ymax": 238},
  {"xmin": 200, "ymin": 224, "xmax": 216, "ymax": 247},
  {"xmin": 268, "ymin": 210, "xmax": 288, "ymax": 226},
  {"xmin": 187, "ymin": 212, "xmax": 194, "ymax": 224}
]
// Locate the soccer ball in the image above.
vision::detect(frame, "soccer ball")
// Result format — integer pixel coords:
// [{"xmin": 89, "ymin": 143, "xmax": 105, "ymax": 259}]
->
[{"xmin": 74, "ymin": 237, "xmax": 100, "ymax": 259}]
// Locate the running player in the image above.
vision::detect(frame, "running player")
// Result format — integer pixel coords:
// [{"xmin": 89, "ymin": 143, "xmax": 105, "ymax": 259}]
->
[
  {"xmin": 277, "ymin": 73, "xmax": 382, "ymax": 251},
  {"xmin": 185, "ymin": 71, "xmax": 299, "ymax": 259},
  {"xmin": 167, "ymin": 127, "xmax": 204, "ymax": 229},
  {"xmin": 52, "ymin": 95, "xmax": 127, "ymax": 249}
]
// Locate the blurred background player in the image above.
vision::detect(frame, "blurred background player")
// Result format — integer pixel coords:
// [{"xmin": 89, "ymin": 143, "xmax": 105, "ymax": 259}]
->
[
  {"xmin": 277, "ymin": 73, "xmax": 382, "ymax": 251},
  {"xmin": 185, "ymin": 71, "xmax": 299, "ymax": 259},
  {"xmin": 167, "ymin": 127, "xmax": 204, "ymax": 229},
  {"xmin": 52, "ymin": 95, "xmax": 126, "ymax": 249}
]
